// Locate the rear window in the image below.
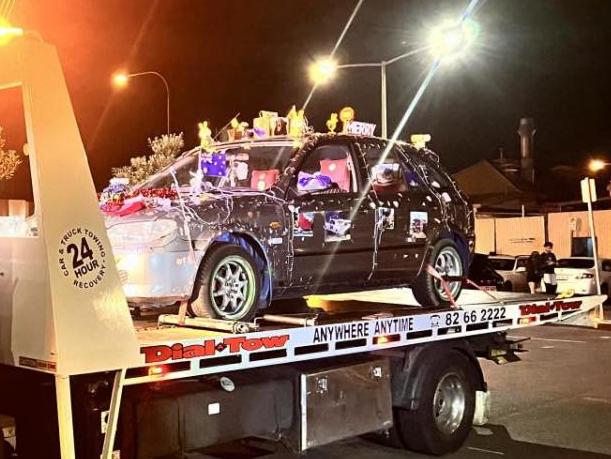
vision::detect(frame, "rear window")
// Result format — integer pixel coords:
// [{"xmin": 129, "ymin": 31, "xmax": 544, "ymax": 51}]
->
[
  {"xmin": 489, "ymin": 258, "xmax": 515, "ymax": 271},
  {"xmin": 557, "ymin": 259, "xmax": 595, "ymax": 269}
]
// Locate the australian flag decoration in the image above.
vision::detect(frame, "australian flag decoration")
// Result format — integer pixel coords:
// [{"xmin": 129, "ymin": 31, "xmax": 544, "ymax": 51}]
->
[{"xmin": 201, "ymin": 150, "xmax": 228, "ymax": 177}]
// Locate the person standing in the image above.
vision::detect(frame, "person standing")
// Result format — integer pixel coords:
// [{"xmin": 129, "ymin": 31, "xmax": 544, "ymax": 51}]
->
[
  {"xmin": 526, "ymin": 251, "xmax": 542, "ymax": 294},
  {"xmin": 540, "ymin": 241, "xmax": 557, "ymax": 294}
]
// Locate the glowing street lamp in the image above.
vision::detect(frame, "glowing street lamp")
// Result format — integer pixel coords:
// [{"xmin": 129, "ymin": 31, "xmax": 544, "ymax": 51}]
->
[
  {"xmin": 112, "ymin": 71, "xmax": 171, "ymax": 135},
  {"xmin": 309, "ymin": 58, "xmax": 338, "ymax": 85},
  {"xmin": 429, "ymin": 17, "xmax": 480, "ymax": 62},
  {"xmin": 589, "ymin": 159, "xmax": 610, "ymax": 173},
  {"xmin": 0, "ymin": 17, "xmax": 24, "ymax": 46}
]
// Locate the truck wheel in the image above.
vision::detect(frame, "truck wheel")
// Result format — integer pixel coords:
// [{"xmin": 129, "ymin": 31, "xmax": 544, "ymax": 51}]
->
[
  {"xmin": 413, "ymin": 239, "xmax": 464, "ymax": 309},
  {"xmin": 395, "ymin": 351, "xmax": 476, "ymax": 455},
  {"xmin": 189, "ymin": 245, "xmax": 261, "ymax": 321}
]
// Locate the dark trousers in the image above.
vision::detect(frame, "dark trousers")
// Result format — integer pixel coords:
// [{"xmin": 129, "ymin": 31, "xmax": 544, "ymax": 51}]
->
[{"xmin": 545, "ymin": 283, "xmax": 557, "ymax": 294}]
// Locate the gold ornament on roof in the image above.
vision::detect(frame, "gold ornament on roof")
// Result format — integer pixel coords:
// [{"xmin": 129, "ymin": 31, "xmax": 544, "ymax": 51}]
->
[
  {"xmin": 326, "ymin": 113, "xmax": 338, "ymax": 133},
  {"xmin": 198, "ymin": 121, "xmax": 213, "ymax": 148}
]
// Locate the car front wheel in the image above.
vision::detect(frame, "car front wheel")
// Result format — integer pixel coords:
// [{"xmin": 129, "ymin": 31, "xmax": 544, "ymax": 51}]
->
[
  {"xmin": 413, "ymin": 239, "xmax": 464, "ymax": 309},
  {"xmin": 189, "ymin": 244, "xmax": 261, "ymax": 321}
]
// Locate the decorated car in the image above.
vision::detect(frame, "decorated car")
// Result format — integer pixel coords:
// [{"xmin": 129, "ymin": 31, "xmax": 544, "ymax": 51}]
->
[{"xmin": 102, "ymin": 126, "xmax": 474, "ymax": 321}]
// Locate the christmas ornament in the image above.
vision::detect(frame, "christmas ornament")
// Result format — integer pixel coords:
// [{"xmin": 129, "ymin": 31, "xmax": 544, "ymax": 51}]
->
[{"xmin": 326, "ymin": 113, "xmax": 338, "ymax": 133}]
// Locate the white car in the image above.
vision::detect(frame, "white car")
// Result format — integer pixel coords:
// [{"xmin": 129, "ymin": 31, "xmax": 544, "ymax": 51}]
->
[
  {"xmin": 555, "ymin": 257, "xmax": 611, "ymax": 295},
  {"xmin": 488, "ymin": 255, "xmax": 530, "ymax": 292}
]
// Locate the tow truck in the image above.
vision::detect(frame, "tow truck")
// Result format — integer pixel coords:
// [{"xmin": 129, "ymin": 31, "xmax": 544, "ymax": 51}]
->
[{"xmin": 0, "ymin": 37, "xmax": 605, "ymax": 459}]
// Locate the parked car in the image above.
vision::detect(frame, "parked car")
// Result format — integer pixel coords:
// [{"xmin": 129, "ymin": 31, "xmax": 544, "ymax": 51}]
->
[
  {"xmin": 104, "ymin": 133, "xmax": 474, "ymax": 320},
  {"xmin": 488, "ymin": 254, "xmax": 530, "ymax": 292},
  {"xmin": 555, "ymin": 257, "xmax": 611, "ymax": 295},
  {"xmin": 464, "ymin": 253, "xmax": 506, "ymax": 292}
]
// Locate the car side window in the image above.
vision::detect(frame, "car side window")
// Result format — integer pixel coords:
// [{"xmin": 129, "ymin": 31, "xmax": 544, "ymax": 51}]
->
[
  {"xmin": 362, "ymin": 143, "xmax": 421, "ymax": 194},
  {"xmin": 295, "ymin": 144, "xmax": 356, "ymax": 195},
  {"xmin": 516, "ymin": 258, "xmax": 528, "ymax": 270},
  {"xmin": 416, "ymin": 159, "xmax": 450, "ymax": 191}
]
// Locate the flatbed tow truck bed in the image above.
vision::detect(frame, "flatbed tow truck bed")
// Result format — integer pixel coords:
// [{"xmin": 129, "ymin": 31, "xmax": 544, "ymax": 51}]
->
[{"xmin": 126, "ymin": 289, "xmax": 596, "ymax": 387}]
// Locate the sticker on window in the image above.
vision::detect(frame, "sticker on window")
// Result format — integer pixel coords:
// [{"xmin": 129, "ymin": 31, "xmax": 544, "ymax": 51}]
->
[
  {"xmin": 201, "ymin": 150, "xmax": 227, "ymax": 177},
  {"xmin": 294, "ymin": 211, "xmax": 315, "ymax": 238},
  {"xmin": 324, "ymin": 211, "xmax": 351, "ymax": 242},
  {"xmin": 408, "ymin": 211, "xmax": 428, "ymax": 241}
]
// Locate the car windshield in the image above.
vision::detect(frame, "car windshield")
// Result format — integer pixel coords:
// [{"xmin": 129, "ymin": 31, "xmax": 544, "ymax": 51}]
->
[
  {"xmin": 489, "ymin": 258, "xmax": 515, "ymax": 271},
  {"xmin": 557, "ymin": 258, "xmax": 595, "ymax": 269},
  {"xmin": 137, "ymin": 143, "xmax": 296, "ymax": 192}
]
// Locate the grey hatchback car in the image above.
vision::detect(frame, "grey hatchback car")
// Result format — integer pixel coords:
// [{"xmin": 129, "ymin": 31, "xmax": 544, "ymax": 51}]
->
[{"xmin": 106, "ymin": 133, "xmax": 474, "ymax": 321}]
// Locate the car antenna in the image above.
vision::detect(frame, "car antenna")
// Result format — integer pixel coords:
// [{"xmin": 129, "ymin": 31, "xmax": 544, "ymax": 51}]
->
[{"xmin": 214, "ymin": 113, "xmax": 241, "ymax": 141}]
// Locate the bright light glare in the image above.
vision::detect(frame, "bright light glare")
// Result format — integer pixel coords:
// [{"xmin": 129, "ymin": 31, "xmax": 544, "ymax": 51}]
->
[
  {"xmin": 429, "ymin": 18, "xmax": 479, "ymax": 61},
  {"xmin": 589, "ymin": 159, "xmax": 607, "ymax": 172},
  {"xmin": 309, "ymin": 58, "xmax": 338, "ymax": 85},
  {"xmin": 112, "ymin": 72, "xmax": 130, "ymax": 88},
  {"xmin": 0, "ymin": 17, "xmax": 24, "ymax": 46}
]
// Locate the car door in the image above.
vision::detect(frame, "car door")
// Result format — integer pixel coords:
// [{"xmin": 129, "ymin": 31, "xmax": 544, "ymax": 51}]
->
[
  {"xmin": 286, "ymin": 140, "xmax": 373, "ymax": 289},
  {"xmin": 361, "ymin": 141, "xmax": 437, "ymax": 281}
]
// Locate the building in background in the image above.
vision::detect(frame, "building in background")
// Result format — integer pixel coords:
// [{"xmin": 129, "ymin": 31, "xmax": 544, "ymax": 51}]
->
[{"xmin": 453, "ymin": 118, "xmax": 538, "ymax": 213}]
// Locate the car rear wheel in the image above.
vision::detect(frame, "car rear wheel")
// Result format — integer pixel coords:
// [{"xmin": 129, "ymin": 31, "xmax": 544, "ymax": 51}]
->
[
  {"xmin": 413, "ymin": 239, "xmax": 464, "ymax": 309},
  {"xmin": 189, "ymin": 245, "xmax": 261, "ymax": 321}
]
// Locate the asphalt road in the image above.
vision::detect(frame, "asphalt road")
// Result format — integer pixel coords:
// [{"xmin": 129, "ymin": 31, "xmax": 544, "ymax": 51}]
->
[{"xmin": 191, "ymin": 322, "xmax": 611, "ymax": 459}]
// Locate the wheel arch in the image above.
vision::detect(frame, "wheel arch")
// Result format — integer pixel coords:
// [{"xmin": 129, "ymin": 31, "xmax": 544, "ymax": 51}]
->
[
  {"xmin": 418, "ymin": 225, "xmax": 470, "ymax": 276},
  {"xmin": 194, "ymin": 231, "xmax": 272, "ymax": 309},
  {"xmin": 390, "ymin": 340, "xmax": 486, "ymax": 411}
]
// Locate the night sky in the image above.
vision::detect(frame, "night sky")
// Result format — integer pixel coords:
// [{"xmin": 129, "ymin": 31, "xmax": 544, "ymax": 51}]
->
[{"xmin": 2, "ymin": 0, "xmax": 611, "ymax": 201}]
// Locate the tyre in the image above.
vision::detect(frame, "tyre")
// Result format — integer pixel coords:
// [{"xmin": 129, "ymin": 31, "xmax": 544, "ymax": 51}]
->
[
  {"xmin": 189, "ymin": 244, "xmax": 261, "ymax": 321},
  {"xmin": 395, "ymin": 351, "xmax": 476, "ymax": 455},
  {"xmin": 413, "ymin": 239, "xmax": 464, "ymax": 308}
]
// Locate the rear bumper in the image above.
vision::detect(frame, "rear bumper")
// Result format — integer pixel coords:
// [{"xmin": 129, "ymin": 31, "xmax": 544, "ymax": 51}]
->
[{"xmin": 555, "ymin": 279, "xmax": 596, "ymax": 295}]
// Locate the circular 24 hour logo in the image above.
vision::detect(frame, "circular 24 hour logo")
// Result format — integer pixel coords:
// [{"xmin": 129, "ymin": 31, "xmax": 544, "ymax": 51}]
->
[{"xmin": 58, "ymin": 227, "xmax": 107, "ymax": 289}]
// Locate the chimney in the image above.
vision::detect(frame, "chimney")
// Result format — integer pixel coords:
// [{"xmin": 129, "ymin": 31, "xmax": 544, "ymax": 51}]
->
[{"xmin": 517, "ymin": 117, "xmax": 535, "ymax": 184}]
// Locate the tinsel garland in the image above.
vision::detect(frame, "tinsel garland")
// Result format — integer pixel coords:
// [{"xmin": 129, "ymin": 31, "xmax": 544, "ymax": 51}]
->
[{"xmin": 100, "ymin": 187, "xmax": 178, "ymax": 216}]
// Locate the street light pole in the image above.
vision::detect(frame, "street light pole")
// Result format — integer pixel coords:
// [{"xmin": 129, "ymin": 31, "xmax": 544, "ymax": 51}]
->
[
  {"xmin": 333, "ymin": 47, "xmax": 426, "ymax": 138},
  {"xmin": 581, "ymin": 177, "xmax": 603, "ymax": 320},
  {"xmin": 380, "ymin": 61, "xmax": 387, "ymax": 138},
  {"xmin": 113, "ymin": 71, "xmax": 171, "ymax": 135}
]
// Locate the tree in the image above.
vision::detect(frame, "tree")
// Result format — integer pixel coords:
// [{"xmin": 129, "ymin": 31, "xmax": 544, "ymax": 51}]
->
[
  {"xmin": 0, "ymin": 126, "xmax": 22, "ymax": 181},
  {"xmin": 112, "ymin": 132, "xmax": 184, "ymax": 185}
]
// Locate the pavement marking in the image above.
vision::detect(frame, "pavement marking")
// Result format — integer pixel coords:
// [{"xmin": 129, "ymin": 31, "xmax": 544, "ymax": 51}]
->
[
  {"xmin": 582, "ymin": 396, "xmax": 611, "ymax": 404},
  {"xmin": 467, "ymin": 446, "xmax": 505, "ymax": 456},
  {"xmin": 530, "ymin": 337, "xmax": 586, "ymax": 344},
  {"xmin": 541, "ymin": 345, "xmax": 555, "ymax": 349},
  {"xmin": 600, "ymin": 336, "xmax": 611, "ymax": 339}
]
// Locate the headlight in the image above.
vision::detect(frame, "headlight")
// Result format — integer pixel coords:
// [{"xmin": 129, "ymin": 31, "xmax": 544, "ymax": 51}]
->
[{"xmin": 107, "ymin": 219, "xmax": 178, "ymax": 249}]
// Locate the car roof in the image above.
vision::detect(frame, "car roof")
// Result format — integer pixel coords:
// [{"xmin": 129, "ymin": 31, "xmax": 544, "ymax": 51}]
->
[{"xmin": 180, "ymin": 132, "xmax": 421, "ymax": 155}]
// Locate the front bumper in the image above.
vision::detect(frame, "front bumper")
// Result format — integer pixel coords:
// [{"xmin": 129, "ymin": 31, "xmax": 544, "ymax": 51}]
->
[{"xmin": 114, "ymin": 249, "xmax": 204, "ymax": 304}]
